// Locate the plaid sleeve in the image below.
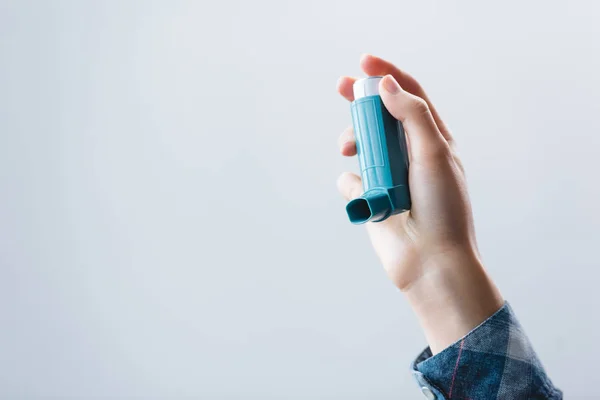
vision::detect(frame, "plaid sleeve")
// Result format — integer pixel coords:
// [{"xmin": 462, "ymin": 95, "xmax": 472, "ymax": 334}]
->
[{"xmin": 410, "ymin": 302, "xmax": 562, "ymax": 399}]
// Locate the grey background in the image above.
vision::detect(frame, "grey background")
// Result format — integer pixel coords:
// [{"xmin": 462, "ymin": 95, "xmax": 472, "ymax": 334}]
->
[{"xmin": 1, "ymin": 0, "xmax": 599, "ymax": 398}]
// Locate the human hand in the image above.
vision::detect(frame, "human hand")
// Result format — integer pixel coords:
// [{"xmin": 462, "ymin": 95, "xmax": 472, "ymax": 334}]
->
[{"xmin": 337, "ymin": 54, "xmax": 503, "ymax": 353}]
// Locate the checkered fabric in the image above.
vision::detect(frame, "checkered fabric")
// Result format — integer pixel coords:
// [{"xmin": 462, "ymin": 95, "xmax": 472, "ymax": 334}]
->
[{"xmin": 411, "ymin": 303, "xmax": 562, "ymax": 399}]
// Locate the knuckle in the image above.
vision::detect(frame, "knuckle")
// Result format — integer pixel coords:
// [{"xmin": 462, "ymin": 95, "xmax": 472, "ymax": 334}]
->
[
  {"xmin": 425, "ymin": 142, "xmax": 452, "ymax": 162},
  {"xmin": 409, "ymin": 96, "xmax": 429, "ymax": 115},
  {"xmin": 452, "ymin": 153, "xmax": 466, "ymax": 175}
]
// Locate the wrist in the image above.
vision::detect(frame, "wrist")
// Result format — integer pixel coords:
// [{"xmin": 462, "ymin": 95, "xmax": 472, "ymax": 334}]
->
[{"xmin": 403, "ymin": 247, "xmax": 504, "ymax": 354}]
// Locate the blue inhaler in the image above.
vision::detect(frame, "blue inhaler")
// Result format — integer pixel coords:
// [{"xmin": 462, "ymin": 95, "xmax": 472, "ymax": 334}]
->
[{"xmin": 346, "ymin": 76, "xmax": 411, "ymax": 224}]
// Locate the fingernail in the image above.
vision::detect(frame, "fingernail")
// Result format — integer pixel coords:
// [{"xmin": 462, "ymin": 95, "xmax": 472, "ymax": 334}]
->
[{"xmin": 382, "ymin": 75, "xmax": 400, "ymax": 94}]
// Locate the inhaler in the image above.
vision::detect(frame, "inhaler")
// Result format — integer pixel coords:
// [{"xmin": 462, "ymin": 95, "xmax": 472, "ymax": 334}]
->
[{"xmin": 345, "ymin": 76, "xmax": 411, "ymax": 224}]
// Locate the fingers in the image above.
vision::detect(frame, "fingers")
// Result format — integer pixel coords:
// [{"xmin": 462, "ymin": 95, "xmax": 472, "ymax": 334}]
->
[
  {"xmin": 338, "ymin": 126, "xmax": 356, "ymax": 156},
  {"xmin": 337, "ymin": 76, "xmax": 357, "ymax": 102},
  {"xmin": 337, "ymin": 172, "xmax": 363, "ymax": 201},
  {"xmin": 379, "ymin": 75, "xmax": 450, "ymax": 164},
  {"xmin": 359, "ymin": 54, "xmax": 453, "ymax": 143}
]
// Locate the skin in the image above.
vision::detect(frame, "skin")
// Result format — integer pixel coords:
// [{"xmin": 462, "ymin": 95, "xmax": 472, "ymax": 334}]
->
[{"xmin": 337, "ymin": 54, "xmax": 504, "ymax": 354}]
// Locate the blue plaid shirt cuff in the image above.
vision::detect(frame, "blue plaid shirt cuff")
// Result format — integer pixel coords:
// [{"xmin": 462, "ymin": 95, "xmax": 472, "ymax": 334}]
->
[{"xmin": 410, "ymin": 302, "xmax": 562, "ymax": 399}]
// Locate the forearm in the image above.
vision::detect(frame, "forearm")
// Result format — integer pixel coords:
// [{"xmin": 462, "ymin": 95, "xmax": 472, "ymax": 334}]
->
[
  {"xmin": 405, "ymin": 249, "xmax": 561, "ymax": 399},
  {"xmin": 403, "ymin": 248, "xmax": 504, "ymax": 354}
]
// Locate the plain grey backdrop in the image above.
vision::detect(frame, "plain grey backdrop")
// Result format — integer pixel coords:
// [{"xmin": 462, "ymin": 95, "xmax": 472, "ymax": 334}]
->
[{"xmin": 1, "ymin": 0, "xmax": 599, "ymax": 398}]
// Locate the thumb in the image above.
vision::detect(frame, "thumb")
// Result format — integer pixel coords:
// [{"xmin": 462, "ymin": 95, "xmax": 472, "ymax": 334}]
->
[
  {"xmin": 379, "ymin": 75, "xmax": 450, "ymax": 164},
  {"xmin": 337, "ymin": 172, "xmax": 363, "ymax": 201}
]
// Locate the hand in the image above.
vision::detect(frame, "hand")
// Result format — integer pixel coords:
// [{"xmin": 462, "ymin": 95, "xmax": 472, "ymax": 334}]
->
[
  {"xmin": 337, "ymin": 54, "xmax": 474, "ymax": 291},
  {"xmin": 337, "ymin": 55, "xmax": 503, "ymax": 353}
]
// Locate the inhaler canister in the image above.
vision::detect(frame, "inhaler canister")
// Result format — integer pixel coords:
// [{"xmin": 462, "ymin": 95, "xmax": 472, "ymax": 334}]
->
[{"xmin": 346, "ymin": 76, "xmax": 411, "ymax": 224}]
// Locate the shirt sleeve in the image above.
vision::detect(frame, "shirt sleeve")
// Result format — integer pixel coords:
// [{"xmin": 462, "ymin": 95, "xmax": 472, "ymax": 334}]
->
[{"xmin": 410, "ymin": 302, "xmax": 562, "ymax": 399}]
